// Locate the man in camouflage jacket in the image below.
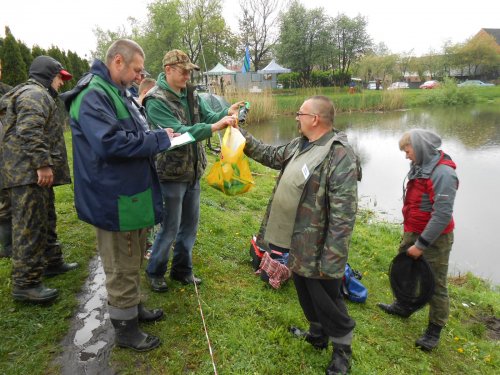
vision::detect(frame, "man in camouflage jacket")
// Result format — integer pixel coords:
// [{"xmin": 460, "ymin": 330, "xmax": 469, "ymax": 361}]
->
[
  {"xmin": 0, "ymin": 67, "xmax": 12, "ymax": 257},
  {"xmin": 241, "ymin": 96, "xmax": 359, "ymax": 375},
  {"xmin": 0, "ymin": 56, "xmax": 78, "ymax": 303}
]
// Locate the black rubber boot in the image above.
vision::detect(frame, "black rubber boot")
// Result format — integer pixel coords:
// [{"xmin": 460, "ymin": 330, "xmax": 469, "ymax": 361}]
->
[
  {"xmin": 377, "ymin": 300, "xmax": 414, "ymax": 318},
  {"xmin": 326, "ymin": 344, "xmax": 352, "ymax": 375},
  {"xmin": 111, "ymin": 316, "xmax": 161, "ymax": 352},
  {"xmin": 44, "ymin": 262, "xmax": 79, "ymax": 277},
  {"xmin": 12, "ymin": 284, "xmax": 58, "ymax": 303},
  {"xmin": 415, "ymin": 323, "xmax": 443, "ymax": 351},
  {"xmin": 138, "ymin": 303, "xmax": 164, "ymax": 322},
  {"xmin": 289, "ymin": 325, "xmax": 329, "ymax": 350}
]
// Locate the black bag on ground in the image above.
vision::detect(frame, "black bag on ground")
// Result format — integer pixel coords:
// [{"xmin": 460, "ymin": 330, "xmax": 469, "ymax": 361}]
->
[{"xmin": 389, "ymin": 252, "xmax": 435, "ymax": 310}]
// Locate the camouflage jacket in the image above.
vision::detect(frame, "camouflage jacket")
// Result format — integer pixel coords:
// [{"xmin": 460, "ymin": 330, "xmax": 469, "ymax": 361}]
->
[
  {"xmin": 144, "ymin": 74, "xmax": 227, "ymax": 182},
  {"xmin": 0, "ymin": 79, "xmax": 71, "ymax": 188},
  {"xmin": 242, "ymin": 129, "xmax": 359, "ymax": 279}
]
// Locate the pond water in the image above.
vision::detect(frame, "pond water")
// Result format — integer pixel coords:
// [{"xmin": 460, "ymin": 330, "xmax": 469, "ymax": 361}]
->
[{"xmin": 246, "ymin": 105, "xmax": 500, "ymax": 284}]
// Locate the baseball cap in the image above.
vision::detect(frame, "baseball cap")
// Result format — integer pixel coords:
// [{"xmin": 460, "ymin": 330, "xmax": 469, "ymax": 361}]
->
[
  {"xmin": 59, "ymin": 69, "xmax": 73, "ymax": 81},
  {"xmin": 162, "ymin": 49, "xmax": 200, "ymax": 71}
]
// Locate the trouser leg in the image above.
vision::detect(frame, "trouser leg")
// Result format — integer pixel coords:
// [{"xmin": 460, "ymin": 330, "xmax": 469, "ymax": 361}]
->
[
  {"xmin": 0, "ymin": 189, "xmax": 12, "ymax": 257},
  {"xmin": 97, "ymin": 227, "xmax": 147, "ymax": 309},
  {"xmin": 146, "ymin": 181, "xmax": 185, "ymax": 277},
  {"xmin": 425, "ymin": 233, "xmax": 453, "ymax": 327},
  {"xmin": 9, "ymin": 185, "xmax": 49, "ymax": 288},
  {"xmin": 399, "ymin": 232, "xmax": 452, "ymax": 326},
  {"xmin": 293, "ymin": 272, "xmax": 355, "ymax": 341},
  {"xmin": 45, "ymin": 188, "xmax": 64, "ymax": 266},
  {"xmin": 171, "ymin": 180, "xmax": 200, "ymax": 277}
]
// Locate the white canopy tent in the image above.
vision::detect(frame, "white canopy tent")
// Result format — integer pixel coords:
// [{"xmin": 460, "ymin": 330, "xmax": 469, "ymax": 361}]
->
[
  {"xmin": 204, "ymin": 63, "xmax": 236, "ymax": 76},
  {"xmin": 257, "ymin": 59, "xmax": 291, "ymax": 74}
]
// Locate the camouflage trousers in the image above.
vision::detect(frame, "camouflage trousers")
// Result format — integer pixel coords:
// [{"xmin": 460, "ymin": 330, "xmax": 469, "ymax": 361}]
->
[
  {"xmin": 0, "ymin": 188, "xmax": 12, "ymax": 257},
  {"xmin": 399, "ymin": 232, "xmax": 454, "ymax": 327},
  {"xmin": 7, "ymin": 185, "xmax": 64, "ymax": 287}
]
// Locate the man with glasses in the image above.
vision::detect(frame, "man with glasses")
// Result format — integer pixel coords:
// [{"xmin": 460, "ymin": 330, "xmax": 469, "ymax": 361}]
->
[
  {"xmin": 239, "ymin": 96, "xmax": 360, "ymax": 375},
  {"xmin": 143, "ymin": 49, "xmax": 243, "ymax": 291}
]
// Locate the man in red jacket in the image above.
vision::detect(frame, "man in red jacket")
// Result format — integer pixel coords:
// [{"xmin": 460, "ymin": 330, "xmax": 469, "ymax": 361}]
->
[{"xmin": 378, "ymin": 129, "xmax": 459, "ymax": 351}]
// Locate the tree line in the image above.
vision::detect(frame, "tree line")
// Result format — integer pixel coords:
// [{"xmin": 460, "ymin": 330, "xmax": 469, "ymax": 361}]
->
[
  {"xmin": 1, "ymin": 0, "xmax": 498, "ymax": 89},
  {"xmin": 0, "ymin": 26, "xmax": 89, "ymax": 90}
]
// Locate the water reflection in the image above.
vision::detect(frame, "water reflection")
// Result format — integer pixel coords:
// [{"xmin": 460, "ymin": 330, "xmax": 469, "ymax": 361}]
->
[{"xmin": 246, "ymin": 105, "xmax": 500, "ymax": 284}]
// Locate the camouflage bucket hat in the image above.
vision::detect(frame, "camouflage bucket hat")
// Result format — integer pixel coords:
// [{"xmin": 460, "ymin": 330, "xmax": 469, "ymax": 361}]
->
[{"xmin": 162, "ymin": 49, "xmax": 200, "ymax": 71}]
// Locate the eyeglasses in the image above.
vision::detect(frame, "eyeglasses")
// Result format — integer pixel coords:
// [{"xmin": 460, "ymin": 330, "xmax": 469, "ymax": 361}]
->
[
  {"xmin": 296, "ymin": 112, "xmax": 317, "ymax": 117},
  {"xmin": 170, "ymin": 66, "xmax": 191, "ymax": 76}
]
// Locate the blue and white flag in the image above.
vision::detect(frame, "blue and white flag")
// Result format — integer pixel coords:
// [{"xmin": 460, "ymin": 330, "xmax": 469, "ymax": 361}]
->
[{"xmin": 242, "ymin": 45, "xmax": 251, "ymax": 73}]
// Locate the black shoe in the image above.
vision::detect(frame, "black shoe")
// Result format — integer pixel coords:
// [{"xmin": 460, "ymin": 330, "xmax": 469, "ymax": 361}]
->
[
  {"xmin": 170, "ymin": 273, "xmax": 202, "ymax": 285},
  {"xmin": 289, "ymin": 326, "xmax": 329, "ymax": 350},
  {"xmin": 138, "ymin": 303, "xmax": 164, "ymax": 322},
  {"xmin": 12, "ymin": 284, "xmax": 58, "ymax": 303},
  {"xmin": 326, "ymin": 344, "xmax": 352, "ymax": 375},
  {"xmin": 415, "ymin": 323, "xmax": 443, "ymax": 351},
  {"xmin": 111, "ymin": 316, "xmax": 161, "ymax": 352},
  {"xmin": 377, "ymin": 301, "xmax": 414, "ymax": 318},
  {"xmin": 44, "ymin": 262, "xmax": 79, "ymax": 277},
  {"xmin": 146, "ymin": 274, "xmax": 169, "ymax": 292}
]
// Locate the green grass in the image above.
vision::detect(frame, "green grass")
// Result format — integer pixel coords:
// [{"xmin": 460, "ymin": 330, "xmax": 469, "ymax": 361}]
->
[
  {"xmin": 273, "ymin": 85, "xmax": 500, "ymax": 114},
  {"xmin": 1, "ymin": 134, "xmax": 498, "ymax": 374}
]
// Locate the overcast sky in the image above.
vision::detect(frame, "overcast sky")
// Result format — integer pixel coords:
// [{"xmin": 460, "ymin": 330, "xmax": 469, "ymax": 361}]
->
[{"xmin": 1, "ymin": 0, "xmax": 498, "ymax": 59}]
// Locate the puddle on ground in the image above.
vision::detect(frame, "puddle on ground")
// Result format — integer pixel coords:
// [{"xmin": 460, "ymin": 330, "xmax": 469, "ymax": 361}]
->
[{"xmin": 55, "ymin": 256, "xmax": 115, "ymax": 375}]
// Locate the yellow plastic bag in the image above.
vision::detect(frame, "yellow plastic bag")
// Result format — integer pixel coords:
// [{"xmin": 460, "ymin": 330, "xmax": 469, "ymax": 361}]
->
[{"xmin": 206, "ymin": 126, "xmax": 255, "ymax": 195}]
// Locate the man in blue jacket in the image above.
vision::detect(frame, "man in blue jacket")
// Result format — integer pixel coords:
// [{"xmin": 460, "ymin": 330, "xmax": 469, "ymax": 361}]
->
[{"xmin": 63, "ymin": 39, "xmax": 173, "ymax": 352}]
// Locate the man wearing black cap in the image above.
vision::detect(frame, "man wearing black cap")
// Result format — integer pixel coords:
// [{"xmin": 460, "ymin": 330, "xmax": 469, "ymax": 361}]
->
[
  {"xmin": 0, "ymin": 56, "xmax": 78, "ymax": 304},
  {"xmin": 378, "ymin": 129, "xmax": 459, "ymax": 351}
]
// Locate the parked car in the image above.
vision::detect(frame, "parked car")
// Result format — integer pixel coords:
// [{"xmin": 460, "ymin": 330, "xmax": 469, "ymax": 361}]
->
[
  {"xmin": 388, "ymin": 82, "xmax": 409, "ymax": 90},
  {"xmin": 276, "ymin": 83, "xmax": 284, "ymax": 89},
  {"xmin": 419, "ymin": 80, "xmax": 440, "ymax": 89},
  {"xmin": 457, "ymin": 80, "xmax": 494, "ymax": 87},
  {"xmin": 367, "ymin": 80, "xmax": 383, "ymax": 90}
]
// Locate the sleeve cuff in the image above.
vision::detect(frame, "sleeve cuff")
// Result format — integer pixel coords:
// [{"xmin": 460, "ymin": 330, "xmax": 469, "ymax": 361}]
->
[{"xmin": 415, "ymin": 235, "xmax": 430, "ymax": 250}]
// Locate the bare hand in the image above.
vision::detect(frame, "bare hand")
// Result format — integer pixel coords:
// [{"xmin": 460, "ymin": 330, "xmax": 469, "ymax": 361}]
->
[
  {"xmin": 406, "ymin": 245, "xmax": 423, "ymax": 259},
  {"xmin": 228, "ymin": 101, "xmax": 246, "ymax": 116},
  {"xmin": 211, "ymin": 116, "xmax": 237, "ymax": 132},
  {"xmin": 165, "ymin": 128, "xmax": 181, "ymax": 139},
  {"xmin": 37, "ymin": 166, "xmax": 54, "ymax": 187}
]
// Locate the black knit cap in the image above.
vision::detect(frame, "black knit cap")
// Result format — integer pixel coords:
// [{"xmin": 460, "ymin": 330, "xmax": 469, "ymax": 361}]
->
[{"xmin": 389, "ymin": 252, "xmax": 435, "ymax": 310}]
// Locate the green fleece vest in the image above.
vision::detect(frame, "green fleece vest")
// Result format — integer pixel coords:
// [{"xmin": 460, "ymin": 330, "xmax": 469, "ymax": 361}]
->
[{"xmin": 264, "ymin": 136, "xmax": 336, "ymax": 248}]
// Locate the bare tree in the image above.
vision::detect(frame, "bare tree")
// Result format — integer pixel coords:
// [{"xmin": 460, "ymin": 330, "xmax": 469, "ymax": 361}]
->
[{"xmin": 238, "ymin": 0, "xmax": 282, "ymax": 71}]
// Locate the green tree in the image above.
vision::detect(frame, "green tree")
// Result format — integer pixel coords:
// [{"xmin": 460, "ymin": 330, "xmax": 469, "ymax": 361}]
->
[
  {"xmin": 238, "ymin": 0, "xmax": 282, "ymax": 71},
  {"xmin": 92, "ymin": 25, "xmax": 131, "ymax": 62},
  {"xmin": 329, "ymin": 14, "xmax": 372, "ymax": 75},
  {"xmin": 459, "ymin": 33, "xmax": 500, "ymax": 78},
  {"xmin": 139, "ymin": 0, "xmax": 182, "ymax": 76},
  {"xmin": 396, "ymin": 49, "xmax": 416, "ymax": 81},
  {"xmin": 276, "ymin": 1, "xmax": 328, "ymax": 84},
  {"xmin": 179, "ymin": 0, "xmax": 236, "ymax": 73},
  {"xmin": 1, "ymin": 27, "xmax": 27, "ymax": 86},
  {"xmin": 31, "ymin": 45, "xmax": 47, "ymax": 58},
  {"xmin": 17, "ymin": 40, "xmax": 33, "ymax": 75}
]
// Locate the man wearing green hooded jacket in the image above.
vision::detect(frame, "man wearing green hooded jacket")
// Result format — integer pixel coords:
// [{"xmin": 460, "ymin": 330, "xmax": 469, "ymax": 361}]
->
[{"xmin": 143, "ymin": 49, "xmax": 243, "ymax": 291}]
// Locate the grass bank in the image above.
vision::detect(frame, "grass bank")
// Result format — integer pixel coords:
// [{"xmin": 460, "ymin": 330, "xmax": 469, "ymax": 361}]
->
[
  {"xmin": 0, "ymin": 135, "xmax": 498, "ymax": 374},
  {"xmin": 272, "ymin": 84, "xmax": 500, "ymax": 115}
]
